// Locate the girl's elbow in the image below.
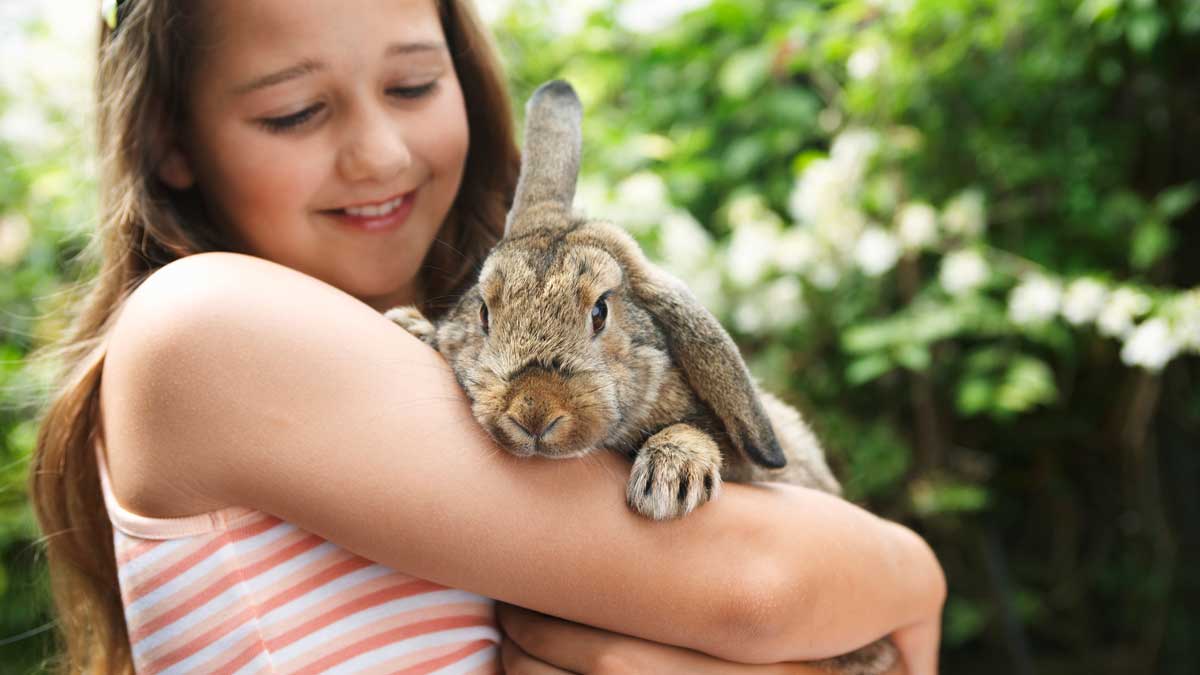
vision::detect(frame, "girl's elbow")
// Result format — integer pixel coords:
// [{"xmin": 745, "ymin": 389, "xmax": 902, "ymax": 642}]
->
[{"xmin": 707, "ymin": 552, "xmax": 805, "ymax": 664}]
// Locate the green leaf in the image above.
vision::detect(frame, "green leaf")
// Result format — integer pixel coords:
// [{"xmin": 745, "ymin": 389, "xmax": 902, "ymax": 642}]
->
[
  {"xmin": 1126, "ymin": 11, "xmax": 1165, "ymax": 52},
  {"xmin": 717, "ymin": 46, "xmax": 770, "ymax": 100},
  {"xmin": 994, "ymin": 357, "xmax": 1058, "ymax": 414},
  {"xmin": 944, "ymin": 596, "xmax": 989, "ymax": 646},
  {"xmin": 894, "ymin": 343, "xmax": 932, "ymax": 372},
  {"xmin": 911, "ymin": 479, "xmax": 989, "ymax": 516},
  {"xmin": 846, "ymin": 354, "xmax": 893, "ymax": 385},
  {"xmin": 1153, "ymin": 184, "xmax": 1199, "ymax": 220},
  {"xmin": 1130, "ymin": 218, "xmax": 1173, "ymax": 270}
]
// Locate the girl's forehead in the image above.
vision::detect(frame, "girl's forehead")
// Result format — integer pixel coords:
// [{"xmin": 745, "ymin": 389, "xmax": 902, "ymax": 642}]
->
[{"xmin": 197, "ymin": 0, "xmax": 447, "ymax": 80}]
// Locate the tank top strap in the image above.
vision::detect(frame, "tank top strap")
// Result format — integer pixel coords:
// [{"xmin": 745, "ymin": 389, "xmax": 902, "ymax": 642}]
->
[{"xmin": 94, "ymin": 441, "xmax": 258, "ymax": 540}]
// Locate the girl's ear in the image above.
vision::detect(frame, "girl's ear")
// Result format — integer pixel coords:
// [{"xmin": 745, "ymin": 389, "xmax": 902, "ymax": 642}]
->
[{"xmin": 157, "ymin": 145, "xmax": 196, "ymax": 190}]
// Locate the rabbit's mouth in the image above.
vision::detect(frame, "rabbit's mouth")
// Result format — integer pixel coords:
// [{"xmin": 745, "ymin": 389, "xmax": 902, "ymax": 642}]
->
[{"xmin": 493, "ymin": 411, "xmax": 594, "ymax": 459}]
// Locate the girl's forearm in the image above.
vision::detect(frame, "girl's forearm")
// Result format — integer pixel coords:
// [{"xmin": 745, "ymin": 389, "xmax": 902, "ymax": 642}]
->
[{"xmin": 717, "ymin": 483, "xmax": 945, "ymax": 666}]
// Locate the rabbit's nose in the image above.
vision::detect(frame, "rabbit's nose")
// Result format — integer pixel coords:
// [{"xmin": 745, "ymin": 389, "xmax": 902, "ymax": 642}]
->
[{"xmin": 509, "ymin": 414, "xmax": 565, "ymax": 441}]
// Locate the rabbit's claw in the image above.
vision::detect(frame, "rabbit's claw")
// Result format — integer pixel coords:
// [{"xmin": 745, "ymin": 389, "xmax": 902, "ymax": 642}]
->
[
  {"xmin": 626, "ymin": 424, "xmax": 723, "ymax": 520},
  {"xmin": 385, "ymin": 306, "xmax": 437, "ymax": 346}
]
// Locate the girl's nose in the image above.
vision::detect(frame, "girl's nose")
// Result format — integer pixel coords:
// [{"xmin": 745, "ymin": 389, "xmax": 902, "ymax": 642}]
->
[{"xmin": 336, "ymin": 103, "xmax": 412, "ymax": 184}]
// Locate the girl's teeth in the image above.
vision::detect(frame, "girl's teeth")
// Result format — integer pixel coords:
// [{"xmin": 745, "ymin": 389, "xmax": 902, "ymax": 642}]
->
[{"xmin": 344, "ymin": 195, "xmax": 405, "ymax": 217}]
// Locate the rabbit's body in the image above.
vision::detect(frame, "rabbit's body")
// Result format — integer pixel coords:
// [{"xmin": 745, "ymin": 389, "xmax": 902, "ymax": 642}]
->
[
  {"xmin": 389, "ymin": 218, "xmax": 841, "ymax": 519},
  {"xmin": 387, "ymin": 80, "xmax": 897, "ymax": 675}
]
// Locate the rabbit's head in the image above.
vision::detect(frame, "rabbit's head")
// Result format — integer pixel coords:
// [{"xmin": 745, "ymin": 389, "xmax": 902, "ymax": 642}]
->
[{"xmin": 433, "ymin": 81, "xmax": 787, "ymax": 468}]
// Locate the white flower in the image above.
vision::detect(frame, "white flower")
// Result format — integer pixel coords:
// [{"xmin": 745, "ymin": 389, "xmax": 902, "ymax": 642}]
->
[
  {"xmin": 939, "ymin": 250, "xmax": 989, "ymax": 296},
  {"xmin": 762, "ymin": 276, "xmax": 807, "ymax": 329},
  {"xmin": 1008, "ymin": 276, "xmax": 1063, "ymax": 325},
  {"xmin": 1061, "ymin": 278, "xmax": 1108, "ymax": 326},
  {"xmin": 1121, "ymin": 318, "xmax": 1180, "ymax": 371},
  {"xmin": 854, "ymin": 227, "xmax": 901, "ymax": 276},
  {"xmin": 941, "ymin": 189, "xmax": 987, "ymax": 238},
  {"xmin": 774, "ymin": 228, "xmax": 818, "ymax": 273},
  {"xmin": 733, "ymin": 301, "xmax": 766, "ymax": 333},
  {"xmin": 0, "ymin": 215, "xmax": 32, "ymax": 266},
  {"xmin": 1097, "ymin": 287, "xmax": 1152, "ymax": 338},
  {"xmin": 895, "ymin": 202, "xmax": 939, "ymax": 250},
  {"xmin": 606, "ymin": 171, "xmax": 672, "ymax": 232},
  {"xmin": 658, "ymin": 210, "xmax": 713, "ymax": 275},
  {"xmin": 476, "ymin": 0, "xmax": 515, "ymax": 24},
  {"xmin": 830, "ymin": 128, "xmax": 880, "ymax": 177},
  {"xmin": 788, "ymin": 159, "xmax": 847, "ymax": 225},
  {"xmin": 847, "ymin": 45, "xmax": 884, "ymax": 80},
  {"xmin": 616, "ymin": 0, "xmax": 711, "ymax": 33},
  {"xmin": 808, "ymin": 259, "xmax": 842, "ymax": 289},
  {"xmin": 682, "ymin": 264, "xmax": 726, "ymax": 317},
  {"xmin": 1171, "ymin": 291, "xmax": 1200, "ymax": 352},
  {"xmin": 727, "ymin": 220, "xmax": 780, "ymax": 288}
]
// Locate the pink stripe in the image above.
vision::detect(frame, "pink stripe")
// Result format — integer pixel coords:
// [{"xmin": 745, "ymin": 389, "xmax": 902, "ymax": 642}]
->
[
  {"xmin": 290, "ymin": 617, "xmax": 494, "ymax": 675},
  {"xmin": 127, "ymin": 515, "xmax": 280, "ymax": 602},
  {"xmin": 116, "ymin": 537, "xmax": 165, "ymax": 565},
  {"xmin": 349, "ymin": 642, "xmax": 476, "ymax": 675},
  {"xmin": 266, "ymin": 578, "xmax": 447, "ymax": 653},
  {"xmin": 260, "ymin": 564, "xmax": 412, "ymax": 639},
  {"xmin": 276, "ymin": 601, "xmax": 494, "ymax": 671},
  {"xmin": 142, "ymin": 604, "xmax": 257, "ymax": 672},
  {"xmin": 131, "ymin": 532, "xmax": 325, "ymax": 644},
  {"xmin": 139, "ymin": 549, "xmax": 365, "ymax": 666},
  {"xmin": 205, "ymin": 556, "xmax": 380, "ymax": 672},
  {"xmin": 132, "ymin": 525, "xmax": 316, "ymax": 630},
  {"xmin": 359, "ymin": 639, "xmax": 497, "ymax": 675}
]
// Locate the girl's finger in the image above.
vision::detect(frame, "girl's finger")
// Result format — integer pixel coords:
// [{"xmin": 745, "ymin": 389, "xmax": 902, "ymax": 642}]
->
[
  {"xmin": 498, "ymin": 603, "xmax": 630, "ymax": 673},
  {"xmin": 500, "ymin": 636, "xmax": 577, "ymax": 675}
]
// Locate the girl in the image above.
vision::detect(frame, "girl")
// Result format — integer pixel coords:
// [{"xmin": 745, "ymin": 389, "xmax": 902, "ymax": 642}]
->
[{"xmin": 30, "ymin": 0, "xmax": 946, "ymax": 673}]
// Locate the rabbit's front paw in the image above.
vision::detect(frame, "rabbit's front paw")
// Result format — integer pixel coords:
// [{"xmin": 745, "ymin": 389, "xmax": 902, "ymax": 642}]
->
[
  {"xmin": 385, "ymin": 306, "xmax": 437, "ymax": 345},
  {"xmin": 626, "ymin": 424, "xmax": 723, "ymax": 520}
]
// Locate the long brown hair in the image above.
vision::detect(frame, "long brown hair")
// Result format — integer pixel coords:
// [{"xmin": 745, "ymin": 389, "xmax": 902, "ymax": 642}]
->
[{"xmin": 27, "ymin": 1, "xmax": 518, "ymax": 671}]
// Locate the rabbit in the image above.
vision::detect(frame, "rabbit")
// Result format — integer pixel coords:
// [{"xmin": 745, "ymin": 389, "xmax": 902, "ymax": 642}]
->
[{"xmin": 387, "ymin": 80, "xmax": 897, "ymax": 674}]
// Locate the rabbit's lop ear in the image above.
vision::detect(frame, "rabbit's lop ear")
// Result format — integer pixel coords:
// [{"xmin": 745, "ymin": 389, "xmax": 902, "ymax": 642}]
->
[
  {"xmin": 628, "ymin": 257, "xmax": 788, "ymax": 469},
  {"xmin": 506, "ymin": 80, "xmax": 583, "ymax": 235}
]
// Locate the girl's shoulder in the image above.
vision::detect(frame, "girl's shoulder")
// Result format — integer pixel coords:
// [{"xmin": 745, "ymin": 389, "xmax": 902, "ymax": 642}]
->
[{"xmin": 99, "ymin": 251, "xmax": 391, "ymax": 520}]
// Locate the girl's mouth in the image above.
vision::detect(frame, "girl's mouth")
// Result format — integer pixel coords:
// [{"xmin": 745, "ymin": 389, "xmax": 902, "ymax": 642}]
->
[{"xmin": 322, "ymin": 191, "xmax": 416, "ymax": 232}]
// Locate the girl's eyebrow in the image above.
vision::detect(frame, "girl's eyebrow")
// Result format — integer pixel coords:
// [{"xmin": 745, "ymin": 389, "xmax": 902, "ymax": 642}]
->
[{"xmin": 231, "ymin": 41, "xmax": 447, "ymax": 96}]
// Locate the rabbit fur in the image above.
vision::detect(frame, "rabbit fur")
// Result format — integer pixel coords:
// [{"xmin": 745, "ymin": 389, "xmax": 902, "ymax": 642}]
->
[{"xmin": 387, "ymin": 80, "xmax": 896, "ymax": 674}]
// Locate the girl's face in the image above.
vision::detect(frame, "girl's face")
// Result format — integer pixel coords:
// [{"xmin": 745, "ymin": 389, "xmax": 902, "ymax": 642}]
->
[{"xmin": 161, "ymin": 0, "xmax": 469, "ymax": 311}]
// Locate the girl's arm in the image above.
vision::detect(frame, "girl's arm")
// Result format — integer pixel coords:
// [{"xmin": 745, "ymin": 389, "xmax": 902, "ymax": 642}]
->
[{"xmin": 101, "ymin": 251, "xmax": 945, "ymax": 666}]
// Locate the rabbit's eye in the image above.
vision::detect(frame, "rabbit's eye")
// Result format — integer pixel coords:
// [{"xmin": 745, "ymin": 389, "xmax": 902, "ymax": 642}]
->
[
  {"xmin": 591, "ymin": 296, "xmax": 608, "ymax": 335},
  {"xmin": 480, "ymin": 302, "xmax": 490, "ymax": 335}
]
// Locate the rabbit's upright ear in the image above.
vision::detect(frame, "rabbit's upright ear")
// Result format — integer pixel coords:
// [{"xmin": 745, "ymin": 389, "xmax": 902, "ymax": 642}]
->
[
  {"xmin": 601, "ymin": 225, "xmax": 788, "ymax": 469},
  {"xmin": 506, "ymin": 80, "xmax": 583, "ymax": 235}
]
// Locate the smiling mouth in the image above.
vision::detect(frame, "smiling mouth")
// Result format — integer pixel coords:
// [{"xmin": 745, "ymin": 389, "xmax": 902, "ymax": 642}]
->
[{"xmin": 323, "ymin": 190, "xmax": 414, "ymax": 216}]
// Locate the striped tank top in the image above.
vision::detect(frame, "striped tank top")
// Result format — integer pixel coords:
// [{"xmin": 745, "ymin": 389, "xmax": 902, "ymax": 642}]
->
[{"xmin": 95, "ymin": 445, "xmax": 501, "ymax": 674}]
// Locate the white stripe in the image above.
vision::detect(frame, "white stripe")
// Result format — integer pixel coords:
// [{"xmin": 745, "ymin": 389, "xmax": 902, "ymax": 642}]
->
[
  {"xmin": 133, "ymin": 541, "xmax": 341, "ymax": 659},
  {"xmin": 272, "ymin": 590, "xmax": 491, "ymax": 664},
  {"xmin": 230, "ymin": 650, "xmax": 274, "ymax": 675},
  {"xmin": 336, "ymin": 626, "xmax": 501, "ymax": 674},
  {"xmin": 255, "ymin": 564, "xmax": 395, "ymax": 625},
  {"xmin": 156, "ymin": 617, "xmax": 261, "ymax": 675},
  {"xmin": 433, "ymin": 642, "xmax": 501, "ymax": 674},
  {"xmin": 117, "ymin": 536, "xmax": 192, "ymax": 581},
  {"xmin": 126, "ymin": 521, "xmax": 296, "ymax": 616}
]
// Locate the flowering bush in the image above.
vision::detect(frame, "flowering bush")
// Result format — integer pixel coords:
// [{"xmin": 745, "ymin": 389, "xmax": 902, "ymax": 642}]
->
[{"xmin": 494, "ymin": 0, "xmax": 1200, "ymax": 671}]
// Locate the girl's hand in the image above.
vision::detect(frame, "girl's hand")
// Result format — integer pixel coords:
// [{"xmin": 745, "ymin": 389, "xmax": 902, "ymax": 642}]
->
[{"xmin": 497, "ymin": 604, "xmax": 908, "ymax": 675}]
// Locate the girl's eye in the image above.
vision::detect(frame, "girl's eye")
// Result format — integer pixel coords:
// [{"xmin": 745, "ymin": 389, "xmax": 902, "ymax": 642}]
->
[
  {"xmin": 480, "ymin": 302, "xmax": 489, "ymax": 335},
  {"xmin": 591, "ymin": 295, "xmax": 608, "ymax": 336},
  {"xmin": 258, "ymin": 105, "xmax": 323, "ymax": 134},
  {"xmin": 388, "ymin": 80, "xmax": 438, "ymax": 100}
]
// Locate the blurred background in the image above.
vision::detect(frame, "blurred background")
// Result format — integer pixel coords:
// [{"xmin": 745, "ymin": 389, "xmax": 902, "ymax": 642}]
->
[{"xmin": 2, "ymin": 0, "xmax": 1198, "ymax": 672}]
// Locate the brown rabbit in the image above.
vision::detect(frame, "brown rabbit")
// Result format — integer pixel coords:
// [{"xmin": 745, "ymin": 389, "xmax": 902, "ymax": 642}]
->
[{"xmin": 387, "ymin": 80, "xmax": 897, "ymax": 674}]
